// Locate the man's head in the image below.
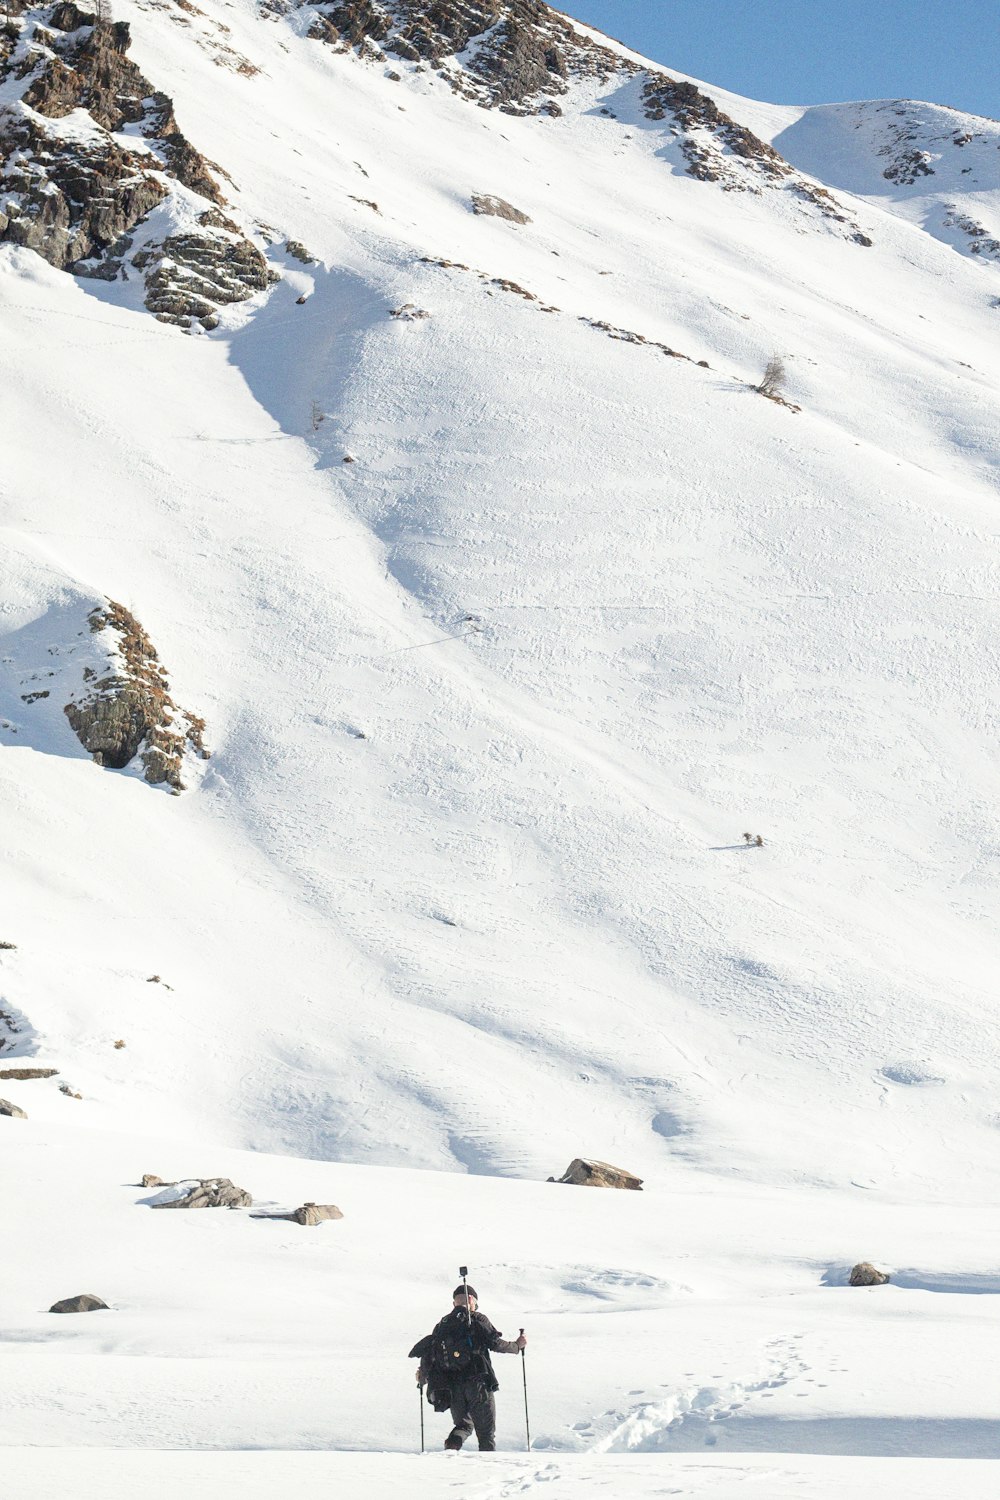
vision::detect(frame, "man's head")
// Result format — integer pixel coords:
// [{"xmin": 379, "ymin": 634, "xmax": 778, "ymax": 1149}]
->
[{"xmin": 453, "ymin": 1283, "xmax": 478, "ymax": 1312}]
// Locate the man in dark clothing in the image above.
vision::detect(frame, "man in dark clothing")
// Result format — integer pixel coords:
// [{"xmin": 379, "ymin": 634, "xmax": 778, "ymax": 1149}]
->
[{"xmin": 409, "ymin": 1284, "xmax": 526, "ymax": 1451}]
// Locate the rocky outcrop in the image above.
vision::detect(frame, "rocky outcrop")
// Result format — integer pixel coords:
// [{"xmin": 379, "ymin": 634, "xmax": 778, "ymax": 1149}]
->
[
  {"xmin": 551, "ymin": 1158, "xmax": 643, "ymax": 1190},
  {"xmin": 135, "ymin": 213, "xmax": 275, "ymax": 331},
  {"xmin": 390, "ymin": 301, "xmax": 430, "ymax": 319},
  {"xmin": 303, "ymin": 0, "xmax": 622, "ymax": 113},
  {"xmin": 49, "ymin": 1293, "xmax": 110, "ymax": 1313},
  {"xmin": 63, "ymin": 601, "xmax": 209, "ymax": 792},
  {"xmin": 293, "ymin": 1202, "xmax": 344, "ymax": 1225},
  {"xmin": 471, "ymin": 192, "xmax": 531, "ymax": 224},
  {"xmin": 640, "ymin": 74, "xmax": 870, "ymax": 242},
  {"xmin": 849, "ymin": 1262, "xmax": 890, "ymax": 1286},
  {"xmin": 0, "ymin": 1065, "xmax": 57, "ymax": 1079},
  {"xmin": 252, "ymin": 1201, "xmax": 344, "ymax": 1225},
  {"xmin": 0, "ymin": 1098, "xmax": 28, "ymax": 1118},
  {"xmin": 0, "ymin": 5, "xmax": 275, "ymax": 328},
  {"xmin": 0, "ymin": 1003, "xmax": 25, "ymax": 1054},
  {"xmin": 148, "ymin": 1177, "xmax": 252, "ymax": 1209},
  {"xmin": 943, "ymin": 206, "xmax": 1000, "ymax": 261},
  {"xmin": 642, "ymin": 74, "xmax": 790, "ymax": 185},
  {"xmin": 285, "ymin": 238, "xmax": 317, "ymax": 263}
]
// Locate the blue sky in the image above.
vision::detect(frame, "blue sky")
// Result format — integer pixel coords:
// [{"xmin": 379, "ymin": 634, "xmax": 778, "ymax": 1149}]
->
[{"xmin": 568, "ymin": 1, "xmax": 1000, "ymax": 120}]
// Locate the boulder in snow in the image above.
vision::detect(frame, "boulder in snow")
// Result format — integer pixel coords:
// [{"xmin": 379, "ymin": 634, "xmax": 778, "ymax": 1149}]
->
[
  {"xmin": 49, "ymin": 1293, "xmax": 109, "ymax": 1314},
  {"xmin": 552, "ymin": 1158, "xmax": 643, "ymax": 1191},
  {"xmin": 148, "ymin": 1178, "xmax": 252, "ymax": 1210},
  {"xmin": 291, "ymin": 1202, "xmax": 344, "ymax": 1226},
  {"xmin": 0, "ymin": 1067, "xmax": 57, "ymax": 1080},
  {"xmin": 251, "ymin": 1201, "xmax": 344, "ymax": 1226},
  {"xmin": 849, "ymin": 1262, "xmax": 890, "ymax": 1286},
  {"xmin": 471, "ymin": 193, "xmax": 531, "ymax": 225},
  {"xmin": 0, "ymin": 1098, "xmax": 27, "ymax": 1118}
]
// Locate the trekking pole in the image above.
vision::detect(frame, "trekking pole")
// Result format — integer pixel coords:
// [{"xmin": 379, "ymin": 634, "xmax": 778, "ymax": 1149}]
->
[
  {"xmin": 459, "ymin": 1264, "xmax": 472, "ymax": 1326},
  {"xmin": 418, "ymin": 1376, "xmax": 425, "ymax": 1453},
  {"xmin": 519, "ymin": 1328, "xmax": 531, "ymax": 1451}
]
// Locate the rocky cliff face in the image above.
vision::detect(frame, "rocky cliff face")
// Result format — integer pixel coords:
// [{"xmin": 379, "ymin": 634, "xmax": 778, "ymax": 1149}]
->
[
  {"xmin": 0, "ymin": 2, "xmax": 274, "ymax": 327},
  {"xmin": 63, "ymin": 602, "xmax": 209, "ymax": 792},
  {"xmin": 302, "ymin": 0, "xmax": 621, "ymax": 112}
]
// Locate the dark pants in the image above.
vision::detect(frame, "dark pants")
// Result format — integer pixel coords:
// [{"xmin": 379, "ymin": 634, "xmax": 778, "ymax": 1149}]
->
[{"xmin": 447, "ymin": 1378, "xmax": 497, "ymax": 1450}]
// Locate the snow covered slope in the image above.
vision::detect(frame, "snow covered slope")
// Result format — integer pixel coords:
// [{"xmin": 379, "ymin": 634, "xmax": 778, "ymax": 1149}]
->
[
  {"xmin": 4, "ymin": 0, "xmax": 999, "ymax": 1186},
  {"xmin": 2, "ymin": 2, "xmax": 1000, "ymax": 1482},
  {"xmin": 765, "ymin": 97, "xmax": 1000, "ymax": 266}
]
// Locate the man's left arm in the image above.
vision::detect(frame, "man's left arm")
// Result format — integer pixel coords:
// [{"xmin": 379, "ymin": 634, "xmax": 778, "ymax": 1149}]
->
[{"xmin": 481, "ymin": 1317, "xmax": 526, "ymax": 1354}]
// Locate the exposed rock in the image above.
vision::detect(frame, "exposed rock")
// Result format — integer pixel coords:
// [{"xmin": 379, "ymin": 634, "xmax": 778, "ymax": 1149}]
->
[
  {"xmin": 141, "ymin": 1174, "xmax": 170, "ymax": 1188},
  {"xmin": 943, "ymin": 206, "xmax": 1000, "ymax": 261},
  {"xmin": 639, "ymin": 72, "xmax": 869, "ymax": 243},
  {"xmin": 471, "ymin": 192, "xmax": 531, "ymax": 224},
  {"xmin": 883, "ymin": 149, "xmax": 934, "ymax": 185},
  {"xmin": 849, "ymin": 1261, "xmax": 890, "ymax": 1286},
  {"xmin": 641, "ymin": 73, "xmax": 790, "ymax": 185},
  {"xmin": 0, "ymin": 1066, "xmax": 57, "ymax": 1080},
  {"xmin": 303, "ymin": 0, "xmax": 623, "ymax": 114},
  {"xmin": 49, "ymin": 1293, "xmax": 110, "ymax": 1313},
  {"xmin": 390, "ymin": 302, "xmax": 431, "ymax": 319},
  {"xmin": 0, "ymin": 1003, "xmax": 25, "ymax": 1052},
  {"xmin": 63, "ymin": 600, "xmax": 209, "ymax": 791},
  {"xmin": 553, "ymin": 1158, "xmax": 643, "ymax": 1190},
  {"xmin": 0, "ymin": 1098, "xmax": 27, "ymax": 1118},
  {"xmin": 286, "ymin": 238, "xmax": 317, "ymax": 263},
  {"xmin": 0, "ymin": 111, "xmax": 168, "ymax": 269},
  {"xmin": 135, "ymin": 222, "xmax": 276, "ymax": 331},
  {"xmin": 252, "ymin": 1201, "xmax": 345, "ymax": 1225},
  {"xmin": 59, "ymin": 1082, "xmax": 83, "ymax": 1098},
  {"xmin": 293, "ymin": 1202, "xmax": 343, "ymax": 1225},
  {"xmin": 0, "ymin": 6, "xmax": 275, "ymax": 326},
  {"xmin": 149, "ymin": 1177, "xmax": 252, "ymax": 1209}
]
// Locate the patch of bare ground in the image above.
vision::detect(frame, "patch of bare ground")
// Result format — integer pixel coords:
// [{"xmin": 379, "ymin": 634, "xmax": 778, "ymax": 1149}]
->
[{"xmin": 417, "ymin": 255, "xmax": 711, "ymax": 363}]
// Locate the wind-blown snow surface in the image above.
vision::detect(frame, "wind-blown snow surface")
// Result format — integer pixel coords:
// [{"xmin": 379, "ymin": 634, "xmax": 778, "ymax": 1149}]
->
[{"xmin": 3, "ymin": 0, "xmax": 1000, "ymax": 1489}]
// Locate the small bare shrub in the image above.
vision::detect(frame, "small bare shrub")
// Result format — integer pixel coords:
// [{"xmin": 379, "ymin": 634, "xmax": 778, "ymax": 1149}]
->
[{"xmin": 757, "ymin": 355, "xmax": 786, "ymax": 398}]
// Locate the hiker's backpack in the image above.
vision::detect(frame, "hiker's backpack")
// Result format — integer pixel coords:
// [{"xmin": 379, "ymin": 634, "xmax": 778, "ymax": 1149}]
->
[{"xmin": 431, "ymin": 1320, "xmax": 477, "ymax": 1377}]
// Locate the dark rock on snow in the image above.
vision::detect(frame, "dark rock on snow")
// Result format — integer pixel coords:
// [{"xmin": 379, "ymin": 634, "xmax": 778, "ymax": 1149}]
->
[
  {"xmin": 849, "ymin": 1262, "xmax": 891, "ymax": 1286},
  {"xmin": 0, "ymin": 6, "xmax": 274, "ymax": 328},
  {"xmin": 50, "ymin": 1293, "xmax": 110, "ymax": 1313},
  {"xmin": 552, "ymin": 1158, "xmax": 643, "ymax": 1190},
  {"xmin": 0, "ymin": 1066, "xmax": 58, "ymax": 1080},
  {"xmin": 471, "ymin": 192, "xmax": 531, "ymax": 224},
  {"xmin": 305, "ymin": 0, "xmax": 621, "ymax": 114},
  {"xmin": 63, "ymin": 601, "xmax": 208, "ymax": 792},
  {"xmin": 150, "ymin": 1178, "xmax": 252, "ymax": 1209},
  {"xmin": 251, "ymin": 1201, "xmax": 344, "ymax": 1225},
  {"xmin": 0, "ymin": 1098, "xmax": 28, "ymax": 1118}
]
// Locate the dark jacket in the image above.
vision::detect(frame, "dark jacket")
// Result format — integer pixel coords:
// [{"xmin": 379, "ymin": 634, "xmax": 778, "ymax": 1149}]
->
[{"xmin": 410, "ymin": 1308, "xmax": 519, "ymax": 1407}]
